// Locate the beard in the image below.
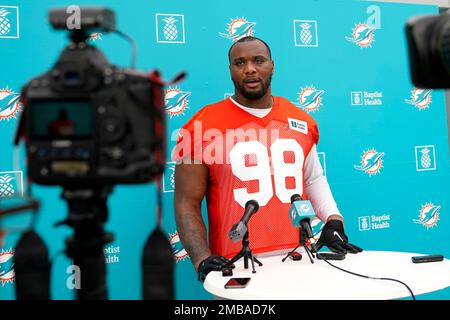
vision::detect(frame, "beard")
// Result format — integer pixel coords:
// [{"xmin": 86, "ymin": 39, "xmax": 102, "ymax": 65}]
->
[{"xmin": 232, "ymin": 74, "xmax": 272, "ymax": 100}]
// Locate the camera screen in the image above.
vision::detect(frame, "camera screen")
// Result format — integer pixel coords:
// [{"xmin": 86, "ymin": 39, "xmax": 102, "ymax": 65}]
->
[{"xmin": 30, "ymin": 100, "xmax": 92, "ymax": 140}]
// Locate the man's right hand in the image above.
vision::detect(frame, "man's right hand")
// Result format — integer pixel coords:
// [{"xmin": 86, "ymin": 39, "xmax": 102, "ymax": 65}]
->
[{"xmin": 197, "ymin": 255, "xmax": 234, "ymax": 282}]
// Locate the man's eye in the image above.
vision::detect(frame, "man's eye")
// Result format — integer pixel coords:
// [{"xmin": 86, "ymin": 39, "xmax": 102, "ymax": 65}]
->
[
  {"xmin": 235, "ymin": 61, "xmax": 244, "ymax": 66},
  {"xmin": 255, "ymin": 58, "xmax": 264, "ymax": 64}
]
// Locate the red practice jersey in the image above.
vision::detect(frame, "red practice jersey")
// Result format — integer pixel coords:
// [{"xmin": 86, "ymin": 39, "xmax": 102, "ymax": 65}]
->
[{"xmin": 173, "ymin": 97, "xmax": 319, "ymax": 258}]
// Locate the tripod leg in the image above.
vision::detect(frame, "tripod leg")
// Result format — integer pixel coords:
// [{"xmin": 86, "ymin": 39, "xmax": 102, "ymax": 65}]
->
[
  {"xmin": 244, "ymin": 254, "xmax": 248, "ymax": 269},
  {"xmin": 253, "ymin": 256, "xmax": 263, "ymax": 266},
  {"xmin": 282, "ymin": 244, "xmax": 300, "ymax": 262},
  {"xmin": 249, "ymin": 253, "xmax": 257, "ymax": 273}
]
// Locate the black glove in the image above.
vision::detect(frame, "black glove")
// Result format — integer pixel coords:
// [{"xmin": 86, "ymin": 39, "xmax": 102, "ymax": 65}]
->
[
  {"xmin": 315, "ymin": 220, "xmax": 363, "ymax": 254},
  {"xmin": 197, "ymin": 255, "xmax": 234, "ymax": 282}
]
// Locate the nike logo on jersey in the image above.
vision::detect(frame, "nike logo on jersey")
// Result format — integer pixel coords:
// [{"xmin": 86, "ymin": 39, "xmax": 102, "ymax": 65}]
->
[
  {"xmin": 288, "ymin": 118, "xmax": 308, "ymax": 135},
  {"xmin": 333, "ymin": 231, "xmax": 344, "ymax": 242}
]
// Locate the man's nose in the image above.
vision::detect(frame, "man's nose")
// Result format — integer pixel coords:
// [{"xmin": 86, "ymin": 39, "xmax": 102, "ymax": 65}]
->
[{"xmin": 244, "ymin": 62, "xmax": 257, "ymax": 74}]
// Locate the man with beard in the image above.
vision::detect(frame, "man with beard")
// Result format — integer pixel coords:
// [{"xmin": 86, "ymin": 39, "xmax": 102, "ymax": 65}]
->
[{"xmin": 173, "ymin": 36, "xmax": 362, "ymax": 283}]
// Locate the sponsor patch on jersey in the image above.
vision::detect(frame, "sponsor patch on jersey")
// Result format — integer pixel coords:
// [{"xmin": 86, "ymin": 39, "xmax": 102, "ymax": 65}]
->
[{"xmin": 288, "ymin": 118, "xmax": 308, "ymax": 134}]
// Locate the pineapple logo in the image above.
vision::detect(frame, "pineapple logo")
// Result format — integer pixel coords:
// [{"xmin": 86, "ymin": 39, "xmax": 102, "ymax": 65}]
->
[
  {"xmin": 162, "ymin": 162, "xmax": 176, "ymax": 192},
  {"xmin": 345, "ymin": 23, "xmax": 376, "ymax": 48},
  {"xmin": 413, "ymin": 203, "xmax": 441, "ymax": 229},
  {"xmin": 0, "ymin": 171, "xmax": 23, "ymax": 198},
  {"xmin": 354, "ymin": 149, "xmax": 384, "ymax": 176},
  {"xmin": 163, "ymin": 17, "xmax": 178, "ymax": 41},
  {"xmin": 0, "ymin": 87, "xmax": 22, "ymax": 121},
  {"xmin": 156, "ymin": 14, "xmax": 185, "ymax": 44},
  {"xmin": 0, "ymin": 6, "xmax": 19, "ymax": 39},
  {"xmin": 0, "ymin": 175, "xmax": 15, "ymax": 198},
  {"xmin": 296, "ymin": 86, "xmax": 324, "ymax": 112},
  {"xmin": 169, "ymin": 231, "xmax": 189, "ymax": 263},
  {"xmin": 405, "ymin": 88, "xmax": 432, "ymax": 111},
  {"xmin": 415, "ymin": 145, "xmax": 436, "ymax": 171},
  {"xmin": 219, "ymin": 17, "xmax": 256, "ymax": 42},
  {"xmin": 164, "ymin": 87, "xmax": 191, "ymax": 117},
  {"xmin": 293, "ymin": 20, "xmax": 318, "ymax": 47},
  {"xmin": 0, "ymin": 248, "xmax": 15, "ymax": 286}
]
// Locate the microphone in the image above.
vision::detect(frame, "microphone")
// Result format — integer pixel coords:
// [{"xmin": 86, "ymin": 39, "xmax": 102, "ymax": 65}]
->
[
  {"xmin": 228, "ymin": 200, "xmax": 259, "ymax": 242},
  {"xmin": 289, "ymin": 194, "xmax": 315, "ymax": 239}
]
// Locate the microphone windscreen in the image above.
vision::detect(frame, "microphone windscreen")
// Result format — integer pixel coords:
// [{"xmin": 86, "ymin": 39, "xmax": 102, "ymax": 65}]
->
[
  {"xmin": 14, "ymin": 230, "xmax": 50, "ymax": 300},
  {"xmin": 142, "ymin": 227, "xmax": 174, "ymax": 300},
  {"xmin": 290, "ymin": 194, "xmax": 302, "ymax": 204}
]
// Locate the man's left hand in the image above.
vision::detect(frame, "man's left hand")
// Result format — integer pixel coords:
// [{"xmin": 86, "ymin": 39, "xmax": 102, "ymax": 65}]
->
[{"xmin": 315, "ymin": 220, "xmax": 363, "ymax": 254}]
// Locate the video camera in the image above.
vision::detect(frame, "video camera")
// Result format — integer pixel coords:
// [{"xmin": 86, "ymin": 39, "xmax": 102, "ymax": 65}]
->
[
  {"xmin": 15, "ymin": 7, "xmax": 166, "ymax": 188},
  {"xmin": 406, "ymin": 9, "xmax": 450, "ymax": 88}
]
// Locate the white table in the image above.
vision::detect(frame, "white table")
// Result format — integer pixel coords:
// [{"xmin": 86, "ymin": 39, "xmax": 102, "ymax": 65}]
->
[{"xmin": 204, "ymin": 251, "xmax": 450, "ymax": 300}]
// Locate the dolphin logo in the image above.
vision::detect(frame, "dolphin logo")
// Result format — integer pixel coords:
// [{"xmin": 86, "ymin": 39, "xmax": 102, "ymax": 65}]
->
[
  {"xmin": 405, "ymin": 89, "xmax": 432, "ymax": 106},
  {"xmin": 346, "ymin": 27, "xmax": 376, "ymax": 43},
  {"xmin": 414, "ymin": 205, "xmax": 441, "ymax": 225},
  {"xmin": 0, "ymin": 256, "xmax": 14, "ymax": 277},
  {"xmin": 165, "ymin": 91, "xmax": 191, "ymax": 111},
  {"xmin": 220, "ymin": 21, "xmax": 256, "ymax": 41},
  {"xmin": 298, "ymin": 89, "xmax": 324, "ymax": 108},
  {"xmin": 354, "ymin": 152, "xmax": 384, "ymax": 171},
  {"xmin": 0, "ymin": 92, "xmax": 20, "ymax": 113}
]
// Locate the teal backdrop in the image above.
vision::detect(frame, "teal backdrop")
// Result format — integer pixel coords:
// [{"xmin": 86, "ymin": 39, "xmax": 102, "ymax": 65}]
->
[{"xmin": 0, "ymin": 0, "xmax": 449, "ymax": 299}]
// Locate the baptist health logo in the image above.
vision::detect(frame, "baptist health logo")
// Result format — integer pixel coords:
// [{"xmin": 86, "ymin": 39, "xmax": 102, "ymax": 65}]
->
[
  {"xmin": 405, "ymin": 88, "xmax": 432, "ymax": 111},
  {"xmin": 164, "ymin": 87, "xmax": 191, "ymax": 117},
  {"xmin": 0, "ymin": 6, "xmax": 19, "ymax": 39},
  {"xmin": 296, "ymin": 86, "xmax": 324, "ymax": 113},
  {"xmin": 169, "ymin": 231, "xmax": 189, "ymax": 262},
  {"xmin": 358, "ymin": 214, "xmax": 391, "ymax": 231},
  {"xmin": 163, "ymin": 161, "xmax": 176, "ymax": 193},
  {"xmin": 414, "ymin": 202, "xmax": 441, "ymax": 229},
  {"xmin": 346, "ymin": 23, "xmax": 375, "ymax": 48},
  {"xmin": 219, "ymin": 17, "xmax": 256, "ymax": 41},
  {"xmin": 351, "ymin": 91, "xmax": 383, "ymax": 106},
  {"xmin": 0, "ymin": 248, "xmax": 15, "ymax": 286},
  {"xmin": 0, "ymin": 87, "xmax": 22, "ymax": 121},
  {"xmin": 354, "ymin": 149, "xmax": 384, "ymax": 176},
  {"xmin": 156, "ymin": 14, "xmax": 185, "ymax": 44},
  {"xmin": 415, "ymin": 145, "xmax": 436, "ymax": 172},
  {"xmin": 0, "ymin": 171, "xmax": 23, "ymax": 198},
  {"xmin": 293, "ymin": 20, "xmax": 318, "ymax": 47}
]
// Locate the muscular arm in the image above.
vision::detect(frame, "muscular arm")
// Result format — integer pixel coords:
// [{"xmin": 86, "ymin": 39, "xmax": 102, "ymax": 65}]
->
[{"xmin": 174, "ymin": 163, "xmax": 211, "ymax": 272}]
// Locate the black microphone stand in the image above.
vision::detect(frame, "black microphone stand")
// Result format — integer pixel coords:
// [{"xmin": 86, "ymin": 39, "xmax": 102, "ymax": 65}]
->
[
  {"xmin": 226, "ymin": 231, "xmax": 262, "ymax": 273},
  {"xmin": 282, "ymin": 226, "xmax": 316, "ymax": 264}
]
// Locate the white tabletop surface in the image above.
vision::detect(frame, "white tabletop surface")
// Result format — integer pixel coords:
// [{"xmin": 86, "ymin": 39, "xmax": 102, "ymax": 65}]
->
[{"xmin": 204, "ymin": 251, "xmax": 450, "ymax": 300}]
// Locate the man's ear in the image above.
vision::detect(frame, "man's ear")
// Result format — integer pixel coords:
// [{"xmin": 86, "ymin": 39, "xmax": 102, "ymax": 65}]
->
[{"xmin": 271, "ymin": 60, "xmax": 275, "ymax": 75}]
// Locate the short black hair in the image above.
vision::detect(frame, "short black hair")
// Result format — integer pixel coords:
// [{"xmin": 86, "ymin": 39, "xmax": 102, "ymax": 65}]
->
[{"xmin": 228, "ymin": 36, "xmax": 272, "ymax": 62}]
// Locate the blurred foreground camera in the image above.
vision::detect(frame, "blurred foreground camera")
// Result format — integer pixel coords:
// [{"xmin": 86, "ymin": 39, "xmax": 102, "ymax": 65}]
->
[
  {"xmin": 406, "ymin": 10, "xmax": 450, "ymax": 88},
  {"xmin": 15, "ymin": 7, "xmax": 166, "ymax": 187}
]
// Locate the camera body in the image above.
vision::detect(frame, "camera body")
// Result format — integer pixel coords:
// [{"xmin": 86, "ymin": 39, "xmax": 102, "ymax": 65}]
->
[{"xmin": 18, "ymin": 8, "xmax": 166, "ymax": 187}]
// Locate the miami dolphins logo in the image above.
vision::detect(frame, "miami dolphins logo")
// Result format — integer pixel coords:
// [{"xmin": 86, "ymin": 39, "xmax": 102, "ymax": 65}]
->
[
  {"xmin": 311, "ymin": 218, "xmax": 325, "ymax": 242},
  {"xmin": 169, "ymin": 231, "xmax": 189, "ymax": 263},
  {"xmin": 405, "ymin": 88, "xmax": 432, "ymax": 111},
  {"xmin": 0, "ymin": 248, "xmax": 15, "ymax": 286},
  {"xmin": 414, "ymin": 203, "xmax": 441, "ymax": 229},
  {"xmin": 0, "ymin": 87, "xmax": 22, "ymax": 121},
  {"xmin": 354, "ymin": 149, "xmax": 384, "ymax": 176},
  {"xmin": 88, "ymin": 32, "xmax": 103, "ymax": 41},
  {"xmin": 345, "ymin": 23, "xmax": 376, "ymax": 48},
  {"xmin": 296, "ymin": 86, "xmax": 324, "ymax": 112},
  {"xmin": 164, "ymin": 87, "xmax": 191, "ymax": 117},
  {"xmin": 219, "ymin": 17, "xmax": 256, "ymax": 42}
]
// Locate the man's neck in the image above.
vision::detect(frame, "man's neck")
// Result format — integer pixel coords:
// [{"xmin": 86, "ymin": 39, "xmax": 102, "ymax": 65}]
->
[{"xmin": 232, "ymin": 92, "xmax": 273, "ymax": 109}]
